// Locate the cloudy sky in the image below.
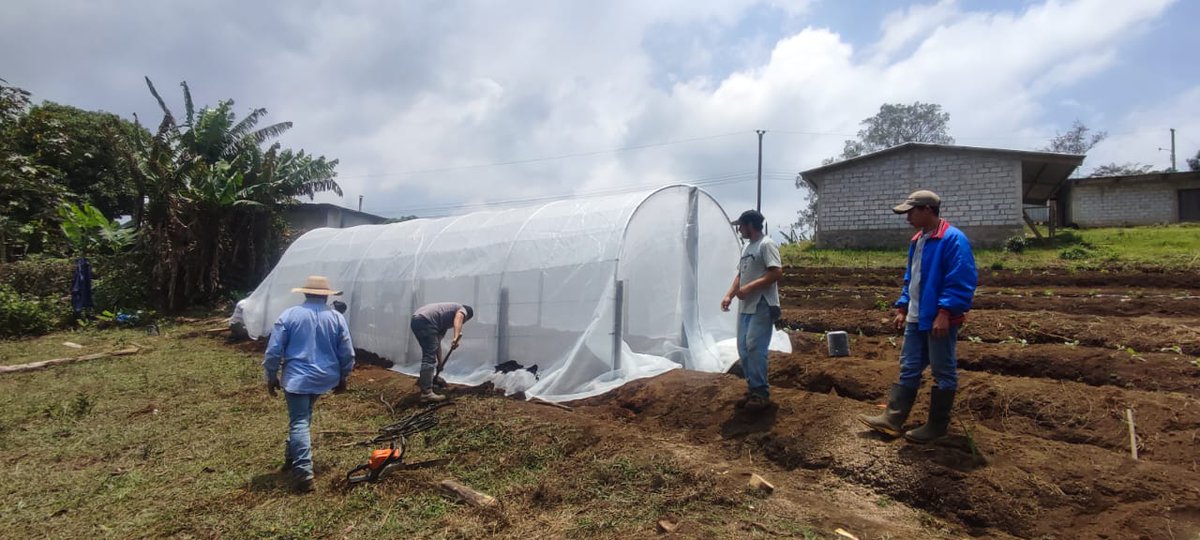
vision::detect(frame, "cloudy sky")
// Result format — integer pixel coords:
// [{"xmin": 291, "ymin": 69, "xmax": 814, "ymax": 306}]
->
[{"xmin": 4, "ymin": 0, "xmax": 1197, "ymax": 235}]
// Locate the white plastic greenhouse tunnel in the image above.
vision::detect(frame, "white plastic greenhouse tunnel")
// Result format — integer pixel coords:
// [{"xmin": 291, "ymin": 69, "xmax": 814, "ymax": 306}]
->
[{"xmin": 241, "ymin": 184, "xmax": 791, "ymax": 402}]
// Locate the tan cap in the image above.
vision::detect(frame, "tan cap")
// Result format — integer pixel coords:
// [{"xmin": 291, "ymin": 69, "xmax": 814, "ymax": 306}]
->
[
  {"xmin": 892, "ymin": 190, "xmax": 941, "ymax": 214},
  {"xmin": 291, "ymin": 275, "xmax": 342, "ymax": 296}
]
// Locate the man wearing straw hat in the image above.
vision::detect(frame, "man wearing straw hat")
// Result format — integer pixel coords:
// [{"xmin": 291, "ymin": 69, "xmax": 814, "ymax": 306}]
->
[{"xmin": 263, "ymin": 275, "xmax": 355, "ymax": 492}]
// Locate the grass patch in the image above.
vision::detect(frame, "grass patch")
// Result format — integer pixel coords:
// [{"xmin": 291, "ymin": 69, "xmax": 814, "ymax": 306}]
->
[
  {"xmin": 0, "ymin": 321, "xmax": 834, "ymax": 538},
  {"xmin": 781, "ymin": 224, "xmax": 1200, "ymax": 270}
]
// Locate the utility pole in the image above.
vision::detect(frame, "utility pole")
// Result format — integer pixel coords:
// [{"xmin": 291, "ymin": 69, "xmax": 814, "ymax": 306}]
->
[
  {"xmin": 358, "ymin": 195, "xmax": 364, "ymax": 212},
  {"xmin": 1160, "ymin": 128, "xmax": 1177, "ymax": 171},
  {"xmin": 756, "ymin": 130, "xmax": 766, "ymax": 212},
  {"xmin": 1170, "ymin": 128, "xmax": 1176, "ymax": 171}
]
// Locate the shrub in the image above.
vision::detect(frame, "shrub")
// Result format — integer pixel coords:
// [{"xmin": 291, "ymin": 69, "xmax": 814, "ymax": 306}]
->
[
  {"xmin": 1059, "ymin": 246, "xmax": 1093, "ymax": 260},
  {"xmin": 91, "ymin": 255, "xmax": 150, "ymax": 312},
  {"xmin": 1003, "ymin": 235, "xmax": 1027, "ymax": 253},
  {"xmin": 0, "ymin": 256, "xmax": 74, "ymax": 297},
  {"xmin": 0, "ymin": 283, "xmax": 70, "ymax": 338}
]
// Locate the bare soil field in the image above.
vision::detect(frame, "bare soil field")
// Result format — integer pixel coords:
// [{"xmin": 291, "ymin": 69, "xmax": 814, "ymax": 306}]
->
[{"xmin": 5, "ymin": 267, "xmax": 1198, "ymax": 539}]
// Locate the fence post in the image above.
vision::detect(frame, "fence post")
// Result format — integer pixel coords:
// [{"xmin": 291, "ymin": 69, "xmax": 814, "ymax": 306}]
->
[
  {"xmin": 612, "ymin": 280, "xmax": 624, "ymax": 371},
  {"xmin": 497, "ymin": 287, "xmax": 509, "ymax": 364}
]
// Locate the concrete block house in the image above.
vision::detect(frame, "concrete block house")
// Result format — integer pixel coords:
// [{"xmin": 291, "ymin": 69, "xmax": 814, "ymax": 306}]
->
[
  {"xmin": 798, "ymin": 143, "xmax": 1084, "ymax": 248},
  {"xmin": 1068, "ymin": 170, "xmax": 1200, "ymax": 226}
]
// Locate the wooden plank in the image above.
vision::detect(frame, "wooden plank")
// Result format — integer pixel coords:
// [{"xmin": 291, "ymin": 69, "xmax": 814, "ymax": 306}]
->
[
  {"xmin": 0, "ymin": 347, "xmax": 141, "ymax": 375},
  {"xmin": 1022, "ymin": 209, "xmax": 1044, "ymax": 240}
]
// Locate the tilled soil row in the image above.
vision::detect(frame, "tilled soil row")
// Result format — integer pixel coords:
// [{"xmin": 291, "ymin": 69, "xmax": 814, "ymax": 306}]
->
[
  {"xmin": 576, "ymin": 370, "xmax": 1200, "ymax": 540},
  {"xmin": 782, "ymin": 285, "xmax": 1200, "ymax": 317},
  {"xmin": 780, "ymin": 307, "xmax": 1200, "ymax": 355},
  {"xmin": 785, "ymin": 267, "xmax": 1200, "ymax": 289},
  {"xmin": 785, "ymin": 333, "xmax": 1200, "ymax": 396},
  {"xmin": 764, "ymin": 350, "xmax": 1200, "ymax": 468}
]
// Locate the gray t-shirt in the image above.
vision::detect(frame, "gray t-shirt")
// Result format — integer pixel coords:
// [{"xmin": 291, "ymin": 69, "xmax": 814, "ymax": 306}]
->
[
  {"xmin": 738, "ymin": 236, "xmax": 782, "ymax": 314},
  {"xmin": 413, "ymin": 302, "xmax": 465, "ymax": 335},
  {"xmin": 907, "ymin": 231, "xmax": 932, "ymax": 324}
]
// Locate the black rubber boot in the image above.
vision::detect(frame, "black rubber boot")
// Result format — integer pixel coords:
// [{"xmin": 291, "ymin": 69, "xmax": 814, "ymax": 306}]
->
[
  {"xmin": 905, "ymin": 386, "xmax": 956, "ymax": 444},
  {"xmin": 857, "ymin": 384, "xmax": 918, "ymax": 437}
]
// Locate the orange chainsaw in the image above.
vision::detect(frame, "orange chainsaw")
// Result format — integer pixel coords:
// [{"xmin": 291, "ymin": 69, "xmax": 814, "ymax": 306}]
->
[{"xmin": 346, "ymin": 401, "xmax": 453, "ymax": 485}]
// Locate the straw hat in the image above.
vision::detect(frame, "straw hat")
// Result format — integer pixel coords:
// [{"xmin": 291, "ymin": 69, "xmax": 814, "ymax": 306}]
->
[{"xmin": 292, "ymin": 275, "xmax": 342, "ymax": 296}]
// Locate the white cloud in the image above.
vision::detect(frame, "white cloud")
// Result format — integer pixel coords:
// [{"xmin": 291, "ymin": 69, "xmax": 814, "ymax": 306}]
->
[
  {"xmin": 0, "ymin": 0, "xmax": 1183, "ymax": 231},
  {"xmin": 1087, "ymin": 86, "xmax": 1200, "ymax": 172}
]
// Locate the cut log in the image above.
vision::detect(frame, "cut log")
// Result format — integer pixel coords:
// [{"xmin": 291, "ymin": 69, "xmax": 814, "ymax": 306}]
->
[
  {"xmin": 439, "ymin": 478, "xmax": 497, "ymax": 508},
  {"xmin": 0, "ymin": 347, "xmax": 140, "ymax": 375}
]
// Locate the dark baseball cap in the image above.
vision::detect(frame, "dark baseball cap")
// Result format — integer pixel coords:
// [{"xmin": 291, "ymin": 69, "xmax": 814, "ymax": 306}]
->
[
  {"xmin": 892, "ymin": 190, "xmax": 941, "ymax": 214},
  {"xmin": 731, "ymin": 209, "xmax": 765, "ymax": 228}
]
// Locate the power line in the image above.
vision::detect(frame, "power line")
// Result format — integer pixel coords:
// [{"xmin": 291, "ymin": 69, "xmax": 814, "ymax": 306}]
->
[
  {"xmin": 338, "ymin": 131, "xmax": 751, "ymax": 180},
  {"xmin": 369, "ymin": 171, "xmax": 767, "ymax": 217}
]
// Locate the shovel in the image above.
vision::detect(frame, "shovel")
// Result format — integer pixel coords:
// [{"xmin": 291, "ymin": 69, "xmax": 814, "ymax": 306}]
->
[{"xmin": 433, "ymin": 347, "xmax": 453, "ymax": 389}]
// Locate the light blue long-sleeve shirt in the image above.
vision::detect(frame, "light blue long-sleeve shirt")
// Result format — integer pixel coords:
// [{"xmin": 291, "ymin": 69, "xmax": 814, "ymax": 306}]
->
[{"xmin": 263, "ymin": 298, "xmax": 355, "ymax": 395}]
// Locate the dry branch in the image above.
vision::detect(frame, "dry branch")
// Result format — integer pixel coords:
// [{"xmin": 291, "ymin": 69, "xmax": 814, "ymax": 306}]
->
[
  {"xmin": 439, "ymin": 478, "xmax": 497, "ymax": 508},
  {"xmin": 530, "ymin": 398, "xmax": 573, "ymax": 412},
  {"xmin": 0, "ymin": 347, "xmax": 141, "ymax": 375}
]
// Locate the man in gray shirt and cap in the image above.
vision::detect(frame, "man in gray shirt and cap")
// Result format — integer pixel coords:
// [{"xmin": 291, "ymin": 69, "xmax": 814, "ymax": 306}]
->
[
  {"xmin": 721, "ymin": 209, "xmax": 783, "ymax": 412},
  {"xmin": 410, "ymin": 302, "xmax": 474, "ymax": 402}
]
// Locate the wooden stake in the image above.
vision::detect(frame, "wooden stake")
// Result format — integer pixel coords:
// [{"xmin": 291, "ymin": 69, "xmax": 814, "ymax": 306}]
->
[
  {"xmin": 1126, "ymin": 408, "xmax": 1138, "ymax": 461},
  {"xmin": 439, "ymin": 478, "xmax": 497, "ymax": 508},
  {"xmin": 0, "ymin": 347, "xmax": 140, "ymax": 375}
]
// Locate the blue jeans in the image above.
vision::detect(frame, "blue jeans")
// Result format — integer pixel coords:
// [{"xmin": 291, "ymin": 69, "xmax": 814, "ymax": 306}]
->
[
  {"xmin": 737, "ymin": 298, "xmax": 774, "ymax": 398},
  {"xmin": 285, "ymin": 392, "xmax": 320, "ymax": 479},
  {"xmin": 410, "ymin": 317, "xmax": 442, "ymax": 391},
  {"xmin": 898, "ymin": 323, "xmax": 959, "ymax": 390}
]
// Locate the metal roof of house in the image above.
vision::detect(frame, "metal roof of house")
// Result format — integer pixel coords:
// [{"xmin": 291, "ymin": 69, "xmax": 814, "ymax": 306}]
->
[
  {"xmin": 1071, "ymin": 170, "xmax": 1199, "ymax": 186},
  {"xmin": 799, "ymin": 142, "xmax": 1086, "ymax": 204}
]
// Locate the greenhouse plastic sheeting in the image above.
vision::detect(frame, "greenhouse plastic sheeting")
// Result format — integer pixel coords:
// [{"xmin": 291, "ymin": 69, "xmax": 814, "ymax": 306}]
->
[{"xmin": 241, "ymin": 185, "xmax": 791, "ymax": 402}]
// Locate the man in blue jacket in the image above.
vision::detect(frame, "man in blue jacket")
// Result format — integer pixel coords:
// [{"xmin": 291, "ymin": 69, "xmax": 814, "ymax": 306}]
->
[
  {"xmin": 264, "ymin": 275, "xmax": 355, "ymax": 492},
  {"xmin": 859, "ymin": 190, "xmax": 977, "ymax": 443}
]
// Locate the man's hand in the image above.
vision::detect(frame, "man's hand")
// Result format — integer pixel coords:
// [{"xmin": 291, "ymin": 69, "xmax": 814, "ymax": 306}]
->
[
  {"xmin": 720, "ymin": 295, "xmax": 733, "ymax": 312},
  {"xmin": 450, "ymin": 334, "xmax": 462, "ymax": 351},
  {"xmin": 892, "ymin": 309, "xmax": 906, "ymax": 332},
  {"xmin": 333, "ymin": 379, "xmax": 347, "ymax": 394},
  {"xmin": 931, "ymin": 310, "xmax": 950, "ymax": 338},
  {"xmin": 266, "ymin": 379, "xmax": 281, "ymax": 397}
]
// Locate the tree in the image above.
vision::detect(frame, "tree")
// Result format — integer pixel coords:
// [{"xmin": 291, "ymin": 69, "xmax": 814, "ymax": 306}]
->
[
  {"xmin": 1043, "ymin": 120, "xmax": 1106, "ymax": 155},
  {"xmin": 0, "ymin": 79, "xmax": 69, "ymax": 260},
  {"xmin": 1188, "ymin": 149, "xmax": 1199, "ymax": 171},
  {"xmin": 837, "ymin": 102, "xmax": 954, "ymax": 160},
  {"xmin": 11, "ymin": 103, "xmax": 144, "ymax": 220},
  {"xmin": 1089, "ymin": 162, "xmax": 1154, "ymax": 177},
  {"xmin": 125, "ymin": 78, "xmax": 342, "ymax": 310},
  {"xmin": 784, "ymin": 175, "xmax": 818, "ymax": 242},
  {"xmin": 1043, "ymin": 121, "xmax": 1107, "ymax": 178}
]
